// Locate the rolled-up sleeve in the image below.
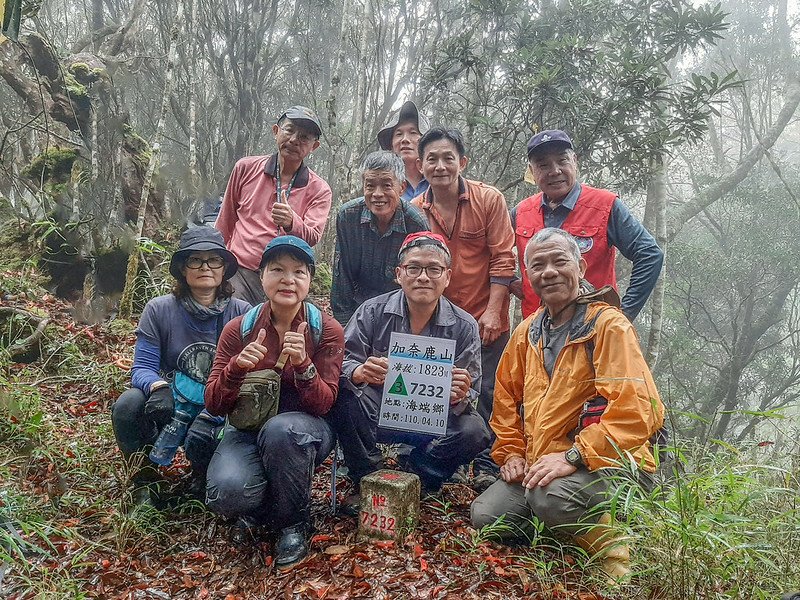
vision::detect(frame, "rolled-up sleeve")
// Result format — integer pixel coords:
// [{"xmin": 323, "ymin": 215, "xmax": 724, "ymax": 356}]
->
[
  {"xmin": 486, "ymin": 191, "xmax": 516, "ymax": 281},
  {"xmin": 607, "ymin": 198, "xmax": 664, "ymax": 320}
]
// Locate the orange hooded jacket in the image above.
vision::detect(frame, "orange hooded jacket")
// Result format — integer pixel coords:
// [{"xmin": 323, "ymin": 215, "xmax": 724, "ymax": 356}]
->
[{"xmin": 490, "ymin": 302, "xmax": 664, "ymax": 472}]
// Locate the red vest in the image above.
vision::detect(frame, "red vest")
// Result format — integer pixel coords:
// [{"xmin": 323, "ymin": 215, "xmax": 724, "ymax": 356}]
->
[{"xmin": 515, "ymin": 186, "xmax": 617, "ymax": 317}]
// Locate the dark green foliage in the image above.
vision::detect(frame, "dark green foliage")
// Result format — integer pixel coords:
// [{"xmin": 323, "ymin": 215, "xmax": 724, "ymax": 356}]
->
[{"xmin": 421, "ymin": 0, "xmax": 737, "ymax": 192}]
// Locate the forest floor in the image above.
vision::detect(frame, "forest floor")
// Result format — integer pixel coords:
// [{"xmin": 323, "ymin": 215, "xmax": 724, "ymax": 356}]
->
[{"xmin": 0, "ymin": 280, "xmax": 621, "ymax": 600}]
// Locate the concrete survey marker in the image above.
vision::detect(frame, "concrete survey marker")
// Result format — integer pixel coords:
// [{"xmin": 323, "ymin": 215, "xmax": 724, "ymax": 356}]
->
[{"xmin": 358, "ymin": 469, "xmax": 420, "ymax": 541}]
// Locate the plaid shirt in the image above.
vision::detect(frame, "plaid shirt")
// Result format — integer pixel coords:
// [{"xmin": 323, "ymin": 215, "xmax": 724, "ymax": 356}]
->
[{"xmin": 331, "ymin": 197, "xmax": 428, "ymax": 325}]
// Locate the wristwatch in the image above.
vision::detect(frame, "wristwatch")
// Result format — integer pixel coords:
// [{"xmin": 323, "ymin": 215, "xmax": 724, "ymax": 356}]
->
[
  {"xmin": 565, "ymin": 445, "xmax": 584, "ymax": 467},
  {"xmin": 294, "ymin": 363, "xmax": 317, "ymax": 382}
]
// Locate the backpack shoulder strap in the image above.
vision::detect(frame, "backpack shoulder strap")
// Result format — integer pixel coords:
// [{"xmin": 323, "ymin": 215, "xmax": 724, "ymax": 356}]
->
[
  {"xmin": 241, "ymin": 302, "xmax": 322, "ymax": 347},
  {"xmin": 304, "ymin": 301, "xmax": 323, "ymax": 347},
  {"xmin": 240, "ymin": 303, "xmax": 264, "ymax": 341}
]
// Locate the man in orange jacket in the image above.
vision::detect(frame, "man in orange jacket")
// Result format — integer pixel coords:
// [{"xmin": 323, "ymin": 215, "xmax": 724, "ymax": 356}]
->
[{"xmin": 471, "ymin": 227, "xmax": 665, "ymax": 580}]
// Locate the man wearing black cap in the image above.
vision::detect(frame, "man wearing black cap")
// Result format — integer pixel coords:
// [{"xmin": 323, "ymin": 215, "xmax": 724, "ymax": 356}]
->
[
  {"xmin": 512, "ymin": 129, "xmax": 663, "ymax": 321},
  {"xmin": 216, "ymin": 106, "xmax": 333, "ymax": 305},
  {"xmin": 377, "ymin": 100, "xmax": 431, "ymax": 202}
]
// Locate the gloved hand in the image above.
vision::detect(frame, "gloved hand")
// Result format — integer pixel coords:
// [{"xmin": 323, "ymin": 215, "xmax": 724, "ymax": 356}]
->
[{"xmin": 145, "ymin": 386, "xmax": 175, "ymax": 428}]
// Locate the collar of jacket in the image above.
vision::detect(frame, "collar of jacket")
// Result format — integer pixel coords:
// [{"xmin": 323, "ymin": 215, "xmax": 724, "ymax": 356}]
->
[
  {"xmin": 263, "ymin": 153, "xmax": 311, "ymax": 188},
  {"xmin": 528, "ymin": 302, "xmax": 608, "ymax": 348}
]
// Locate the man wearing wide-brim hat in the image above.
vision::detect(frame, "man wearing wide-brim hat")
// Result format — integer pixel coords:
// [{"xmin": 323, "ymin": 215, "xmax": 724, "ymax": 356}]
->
[
  {"xmin": 216, "ymin": 105, "xmax": 332, "ymax": 305},
  {"xmin": 377, "ymin": 100, "xmax": 431, "ymax": 202},
  {"xmin": 511, "ymin": 129, "xmax": 663, "ymax": 321}
]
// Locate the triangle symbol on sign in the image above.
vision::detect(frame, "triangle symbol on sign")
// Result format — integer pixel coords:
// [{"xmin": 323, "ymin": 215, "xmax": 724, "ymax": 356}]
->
[{"xmin": 388, "ymin": 374, "xmax": 408, "ymax": 395}]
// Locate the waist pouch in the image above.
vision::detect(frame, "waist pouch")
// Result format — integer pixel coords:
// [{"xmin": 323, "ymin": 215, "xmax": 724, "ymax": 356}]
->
[
  {"xmin": 227, "ymin": 368, "xmax": 281, "ymax": 431},
  {"xmin": 568, "ymin": 396, "xmax": 607, "ymax": 441},
  {"xmin": 172, "ymin": 371, "xmax": 206, "ymax": 406},
  {"xmin": 567, "ymin": 396, "xmax": 669, "ymax": 448}
]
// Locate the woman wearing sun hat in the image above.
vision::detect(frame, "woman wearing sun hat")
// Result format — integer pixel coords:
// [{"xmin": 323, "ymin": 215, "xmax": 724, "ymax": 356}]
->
[{"xmin": 111, "ymin": 226, "xmax": 250, "ymax": 507}]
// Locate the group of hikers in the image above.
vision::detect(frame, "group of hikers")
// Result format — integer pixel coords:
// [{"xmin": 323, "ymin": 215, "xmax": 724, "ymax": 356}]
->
[{"xmin": 111, "ymin": 101, "xmax": 667, "ymax": 578}]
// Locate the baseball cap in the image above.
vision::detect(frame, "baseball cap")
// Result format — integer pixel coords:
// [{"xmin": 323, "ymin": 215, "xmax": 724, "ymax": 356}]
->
[
  {"xmin": 259, "ymin": 235, "xmax": 316, "ymax": 274},
  {"xmin": 170, "ymin": 225, "xmax": 238, "ymax": 280},
  {"xmin": 278, "ymin": 106, "xmax": 322, "ymax": 137},
  {"xmin": 526, "ymin": 129, "xmax": 573, "ymax": 157},
  {"xmin": 398, "ymin": 232, "xmax": 451, "ymax": 258},
  {"xmin": 377, "ymin": 101, "xmax": 431, "ymax": 150}
]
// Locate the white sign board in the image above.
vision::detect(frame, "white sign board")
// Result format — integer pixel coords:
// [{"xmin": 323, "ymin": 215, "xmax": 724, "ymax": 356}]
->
[{"xmin": 378, "ymin": 332, "xmax": 456, "ymax": 436}]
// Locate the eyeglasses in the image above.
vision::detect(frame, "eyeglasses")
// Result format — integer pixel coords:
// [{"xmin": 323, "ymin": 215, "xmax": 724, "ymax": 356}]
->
[
  {"xmin": 279, "ymin": 125, "xmax": 318, "ymax": 144},
  {"xmin": 400, "ymin": 264, "xmax": 446, "ymax": 279},
  {"xmin": 185, "ymin": 256, "xmax": 226, "ymax": 270}
]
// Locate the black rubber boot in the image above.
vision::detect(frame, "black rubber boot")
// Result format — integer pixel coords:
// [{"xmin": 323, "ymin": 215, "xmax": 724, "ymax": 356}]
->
[{"xmin": 275, "ymin": 522, "xmax": 310, "ymax": 570}]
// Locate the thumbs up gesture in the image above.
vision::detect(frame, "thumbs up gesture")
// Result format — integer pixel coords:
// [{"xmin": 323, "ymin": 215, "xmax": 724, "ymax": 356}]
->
[
  {"xmin": 282, "ymin": 322, "xmax": 308, "ymax": 366},
  {"xmin": 236, "ymin": 328, "xmax": 268, "ymax": 370}
]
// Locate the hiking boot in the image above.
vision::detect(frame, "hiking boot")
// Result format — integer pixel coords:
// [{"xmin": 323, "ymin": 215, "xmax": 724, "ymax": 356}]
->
[
  {"xmin": 339, "ymin": 490, "xmax": 362, "ymax": 518},
  {"xmin": 447, "ymin": 465, "xmax": 470, "ymax": 485},
  {"xmin": 129, "ymin": 484, "xmax": 156, "ymax": 511},
  {"xmin": 229, "ymin": 516, "xmax": 258, "ymax": 546},
  {"xmin": 275, "ymin": 522, "xmax": 310, "ymax": 570},
  {"xmin": 472, "ymin": 471, "xmax": 498, "ymax": 493}
]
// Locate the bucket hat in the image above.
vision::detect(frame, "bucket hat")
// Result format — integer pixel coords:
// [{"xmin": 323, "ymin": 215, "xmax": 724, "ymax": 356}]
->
[
  {"xmin": 169, "ymin": 226, "xmax": 238, "ymax": 280},
  {"xmin": 377, "ymin": 101, "xmax": 430, "ymax": 151}
]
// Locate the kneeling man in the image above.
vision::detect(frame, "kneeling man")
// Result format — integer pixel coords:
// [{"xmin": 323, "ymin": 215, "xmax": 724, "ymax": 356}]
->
[
  {"xmin": 332, "ymin": 232, "xmax": 491, "ymax": 497},
  {"xmin": 471, "ymin": 228, "xmax": 664, "ymax": 579}
]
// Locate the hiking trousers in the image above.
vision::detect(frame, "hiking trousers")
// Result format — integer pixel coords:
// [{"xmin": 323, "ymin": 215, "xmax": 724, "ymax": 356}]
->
[
  {"xmin": 111, "ymin": 388, "xmax": 220, "ymax": 481},
  {"xmin": 470, "ymin": 467, "xmax": 655, "ymax": 539},
  {"xmin": 205, "ymin": 411, "xmax": 334, "ymax": 529}
]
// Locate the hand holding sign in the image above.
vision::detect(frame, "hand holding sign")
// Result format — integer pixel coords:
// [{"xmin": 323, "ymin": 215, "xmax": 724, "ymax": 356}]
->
[
  {"xmin": 354, "ymin": 357, "xmax": 389, "ymax": 386},
  {"xmin": 236, "ymin": 328, "xmax": 268, "ymax": 370},
  {"xmin": 450, "ymin": 368, "xmax": 471, "ymax": 405},
  {"xmin": 380, "ymin": 332, "xmax": 456, "ymax": 436}
]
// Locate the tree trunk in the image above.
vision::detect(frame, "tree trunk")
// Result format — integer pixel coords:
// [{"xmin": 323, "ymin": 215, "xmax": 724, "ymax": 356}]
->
[
  {"xmin": 118, "ymin": 1, "xmax": 184, "ymax": 319},
  {"xmin": 319, "ymin": 0, "xmax": 352, "ymax": 264},
  {"xmin": 644, "ymin": 161, "xmax": 667, "ymax": 367}
]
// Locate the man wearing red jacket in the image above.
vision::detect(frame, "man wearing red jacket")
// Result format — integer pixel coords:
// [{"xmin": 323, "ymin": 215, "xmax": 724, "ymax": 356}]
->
[{"xmin": 512, "ymin": 130, "xmax": 663, "ymax": 321}]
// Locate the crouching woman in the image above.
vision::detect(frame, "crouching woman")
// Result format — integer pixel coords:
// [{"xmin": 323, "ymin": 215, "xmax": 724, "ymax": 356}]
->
[
  {"xmin": 203, "ymin": 236, "xmax": 344, "ymax": 570},
  {"xmin": 111, "ymin": 226, "xmax": 250, "ymax": 506}
]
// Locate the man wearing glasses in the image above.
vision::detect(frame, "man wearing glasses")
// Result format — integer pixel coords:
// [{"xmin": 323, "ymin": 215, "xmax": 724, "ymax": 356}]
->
[
  {"xmin": 216, "ymin": 106, "xmax": 332, "ymax": 305},
  {"xmin": 330, "ymin": 232, "xmax": 491, "ymax": 507}
]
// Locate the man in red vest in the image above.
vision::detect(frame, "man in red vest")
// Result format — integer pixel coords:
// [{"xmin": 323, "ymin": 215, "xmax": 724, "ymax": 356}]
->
[{"xmin": 511, "ymin": 130, "xmax": 663, "ymax": 321}]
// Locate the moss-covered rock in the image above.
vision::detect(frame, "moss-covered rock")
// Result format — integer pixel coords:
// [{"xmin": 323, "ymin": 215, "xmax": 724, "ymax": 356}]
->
[
  {"xmin": 122, "ymin": 123, "xmax": 152, "ymax": 168},
  {"xmin": 21, "ymin": 148, "xmax": 79, "ymax": 184}
]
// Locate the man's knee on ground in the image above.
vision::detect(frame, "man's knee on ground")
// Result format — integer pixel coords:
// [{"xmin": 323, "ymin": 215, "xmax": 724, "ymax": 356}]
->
[{"xmin": 470, "ymin": 491, "xmax": 506, "ymax": 529}]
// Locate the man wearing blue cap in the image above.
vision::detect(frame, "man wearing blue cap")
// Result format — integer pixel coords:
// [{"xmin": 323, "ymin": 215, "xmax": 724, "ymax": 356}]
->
[
  {"xmin": 512, "ymin": 130, "xmax": 663, "ymax": 321},
  {"xmin": 216, "ymin": 106, "xmax": 333, "ymax": 305}
]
